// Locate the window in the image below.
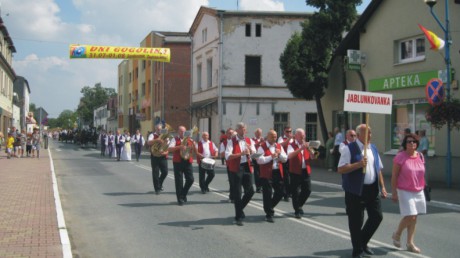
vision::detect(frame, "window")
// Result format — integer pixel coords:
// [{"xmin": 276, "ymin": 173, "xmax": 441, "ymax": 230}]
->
[
  {"xmin": 197, "ymin": 63, "xmax": 202, "ymax": 91},
  {"xmin": 305, "ymin": 113, "xmax": 317, "ymax": 140},
  {"xmin": 274, "ymin": 113, "xmax": 289, "ymax": 137},
  {"xmin": 245, "ymin": 56, "xmax": 261, "ymax": 85},
  {"xmin": 398, "ymin": 37, "xmax": 425, "ymax": 63},
  {"xmin": 392, "ymin": 101, "xmax": 435, "ymax": 150},
  {"xmin": 207, "ymin": 58, "xmax": 212, "ymax": 88},
  {"xmin": 142, "ymin": 60, "xmax": 146, "ymax": 70},
  {"xmin": 135, "ymin": 68, "xmax": 139, "ymax": 79},
  {"xmin": 255, "ymin": 24, "xmax": 262, "ymax": 37},
  {"xmin": 141, "ymin": 82, "xmax": 145, "ymax": 96},
  {"xmin": 129, "ymin": 72, "xmax": 132, "ymax": 82},
  {"xmin": 245, "ymin": 23, "xmax": 251, "ymax": 37},
  {"xmin": 202, "ymin": 28, "xmax": 207, "ymax": 43}
]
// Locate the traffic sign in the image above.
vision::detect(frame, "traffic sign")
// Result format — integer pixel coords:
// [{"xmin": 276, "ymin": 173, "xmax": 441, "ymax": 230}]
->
[{"xmin": 425, "ymin": 78, "xmax": 445, "ymax": 106}]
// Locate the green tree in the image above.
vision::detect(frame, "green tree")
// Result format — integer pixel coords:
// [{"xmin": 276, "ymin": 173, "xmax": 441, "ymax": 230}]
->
[
  {"xmin": 77, "ymin": 83, "xmax": 116, "ymax": 127},
  {"xmin": 29, "ymin": 103, "xmax": 36, "ymax": 113},
  {"xmin": 56, "ymin": 110, "xmax": 77, "ymax": 129},
  {"xmin": 280, "ymin": 0, "xmax": 361, "ymax": 143}
]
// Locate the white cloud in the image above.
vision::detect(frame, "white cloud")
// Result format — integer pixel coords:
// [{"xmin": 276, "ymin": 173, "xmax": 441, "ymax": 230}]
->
[{"xmin": 239, "ymin": 0, "xmax": 284, "ymax": 11}]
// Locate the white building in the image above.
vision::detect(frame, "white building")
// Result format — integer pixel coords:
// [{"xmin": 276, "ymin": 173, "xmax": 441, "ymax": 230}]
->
[
  {"xmin": 94, "ymin": 104, "xmax": 108, "ymax": 131},
  {"xmin": 189, "ymin": 7, "xmax": 317, "ymax": 141}
]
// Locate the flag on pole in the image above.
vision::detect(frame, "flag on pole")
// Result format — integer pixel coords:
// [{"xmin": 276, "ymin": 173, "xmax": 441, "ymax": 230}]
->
[{"xmin": 418, "ymin": 24, "xmax": 445, "ymax": 51}]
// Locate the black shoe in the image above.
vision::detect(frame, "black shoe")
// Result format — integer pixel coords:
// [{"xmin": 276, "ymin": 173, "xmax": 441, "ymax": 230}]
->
[
  {"xmin": 363, "ymin": 246, "xmax": 374, "ymax": 255},
  {"xmin": 256, "ymin": 187, "xmax": 261, "ymax": 193},
  {"xmin": 299, "ymin": 208, "xmax": 304, "ymax": 215},
  {"xmin": 284, "ymin": 196, "xmax": 290, "ymax": 202},
  {"xmin": 155, "ymin": 190, "xmax": 160, "ymax": 195},
  {"xmin": 265, "ymin": 215, "xmax": 274, "ymax": 223},
  {"xmin": 201, "ymin": 189, "xmax": 206, "ymax": 194},
  {"xmin": 235, "ymin": 219, "xmax": 243, "ymax": 226},
  {"xmin": 183, "ymin": 196, "xmax": 188, "ymax": 203},
  {"xmin": 269, "ymin": 210, "xmax": 275, "ymax": 217},
  {"xmin": 178, "ymin": 200, "xmax": 184, "ymax": 206},
  {"xmin": 294, "ymin": 212, "xmax": 301, "ymax": 219},
  {"xmin": 206, "ymin": 187, "xmax": 210, "ymax": 192},
  {"xmin": 241, "ymin": 211, "xmax": 246, "ymax": 219}
]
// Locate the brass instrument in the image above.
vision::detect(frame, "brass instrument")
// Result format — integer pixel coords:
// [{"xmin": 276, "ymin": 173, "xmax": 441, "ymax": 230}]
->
[
  {"xmin": 151, "ymin": 124, "xmax": 174, "ymax": 157},
  {"xmin": 307, "ymin": 140, "xmax": 321, "ymax": 160},
  {"xmin": 180, "ymin": 125, "xmax": 199, "ymax": 159}
]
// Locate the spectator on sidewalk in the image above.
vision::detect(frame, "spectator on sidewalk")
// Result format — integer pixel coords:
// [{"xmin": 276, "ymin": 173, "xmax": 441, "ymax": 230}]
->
[{"xmin": 6, "ymin": 132, "xmax": 15, "ymax": 159}]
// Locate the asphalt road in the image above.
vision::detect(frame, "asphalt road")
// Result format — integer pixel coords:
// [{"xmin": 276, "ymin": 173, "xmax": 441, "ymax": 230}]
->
[{"xmin": 51, "ymin": 141, "xmax": 459, "ymax": 258}]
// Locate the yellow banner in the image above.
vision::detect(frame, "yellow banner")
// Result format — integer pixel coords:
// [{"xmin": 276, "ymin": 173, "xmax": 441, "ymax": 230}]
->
[{"xmin": 69, "ymin": 44, "xmax": 170, "ymax": 62}]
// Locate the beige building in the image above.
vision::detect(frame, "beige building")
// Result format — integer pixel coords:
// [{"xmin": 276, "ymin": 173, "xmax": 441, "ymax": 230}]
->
[
  {"xmin": 0, "ymin": 17, "xmax": 16, "ymax": 135},
  {"xmin": 323, "ymin": 0, "xmax": 460, "ymax": 185}
]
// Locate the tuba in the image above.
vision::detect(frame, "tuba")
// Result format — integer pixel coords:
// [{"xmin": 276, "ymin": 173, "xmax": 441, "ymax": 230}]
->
[
  {"xmin": 180, "ymin": 125, "xmax": 199, "ymax": 160},
  {"xmin": 151, "ymin": 124, "xmax": 174, "ymax": 157}
]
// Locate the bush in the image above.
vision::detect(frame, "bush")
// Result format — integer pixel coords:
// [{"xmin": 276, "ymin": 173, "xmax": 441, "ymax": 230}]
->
[{"xmin": 425, "ymin": 99, "xmax": 460, "ymax": 130}]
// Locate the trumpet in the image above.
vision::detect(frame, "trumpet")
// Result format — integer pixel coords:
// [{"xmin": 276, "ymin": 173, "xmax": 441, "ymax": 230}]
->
[
  {"xmin": 180, "ymin": 125, "xmax": 199, "ymax": 159},
  {"xmin": 307, "ymin": 140, "xmax": 321, "ymax": 160},
  {"xmin": 151, "ymin": 123, "xmax": 174, "ymax": 157}
]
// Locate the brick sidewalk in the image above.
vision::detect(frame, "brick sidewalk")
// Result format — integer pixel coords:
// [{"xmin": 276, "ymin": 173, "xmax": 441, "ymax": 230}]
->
[{"xmin": 0, "ymin": 149, "xmax": 63, "ymax": 257}]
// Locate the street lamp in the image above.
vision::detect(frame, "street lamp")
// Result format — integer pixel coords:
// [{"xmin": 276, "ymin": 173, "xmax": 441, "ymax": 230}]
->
[{"xmin": 424, "ymin": 0, "xmax": 452, "ymax": 187}]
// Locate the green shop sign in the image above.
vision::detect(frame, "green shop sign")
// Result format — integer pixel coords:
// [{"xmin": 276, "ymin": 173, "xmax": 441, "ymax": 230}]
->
[{"xmin": 368, "ymin": 70, "xmax": 439, "ymax": 92}]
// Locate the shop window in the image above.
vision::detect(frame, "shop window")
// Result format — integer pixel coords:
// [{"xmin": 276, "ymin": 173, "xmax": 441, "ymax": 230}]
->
[
  {"xmin": 392, "ymin": 102, "xmax": 435, "ymax": 150},
  {"xmin": 274, "ymin": 112, "xmax": 289, "ymax": 137},
  {"xmin": 397, "ymin": 36, "xmax": 425, "ymax": 63}
]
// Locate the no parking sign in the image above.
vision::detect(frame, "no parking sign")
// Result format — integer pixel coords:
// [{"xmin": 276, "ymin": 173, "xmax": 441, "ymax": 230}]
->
[{"xmin": 425, "ymin": 78, "xmax": 445, "ymax": 106}]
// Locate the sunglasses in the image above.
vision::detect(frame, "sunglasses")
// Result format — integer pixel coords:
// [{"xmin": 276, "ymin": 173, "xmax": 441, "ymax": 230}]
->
[
  {"xmin": 285, "ymin": 130, "xmax": 292, "ymax": 133},
  {"xmin": 350, "ymin": 134, "xmax": 357, "ymax": 137},
  {"xmin": 406, "ymin": 140, "xmax": 417, "ymax": 144}
]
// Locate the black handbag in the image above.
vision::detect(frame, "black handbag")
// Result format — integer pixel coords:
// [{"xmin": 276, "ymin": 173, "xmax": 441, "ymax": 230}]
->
[{"xmin": 424, "ymin": 184, "xmax": 431, "ymax": 202}]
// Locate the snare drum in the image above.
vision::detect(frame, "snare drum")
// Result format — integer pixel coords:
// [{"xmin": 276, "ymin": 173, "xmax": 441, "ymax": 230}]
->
[{"xmin": 201, "ymin": 157, "xmax": 216, "ymax": 170}]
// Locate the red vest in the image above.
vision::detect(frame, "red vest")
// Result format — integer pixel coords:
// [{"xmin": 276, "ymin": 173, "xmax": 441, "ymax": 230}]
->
[
  {"xmin": 227, "ymin": 137, "xmax": 253, "ymax": 174},
  {"xmin": 252, "ymin": 137, "xmax": 263, "ymax": 149},
  {"xmin": 197, "ymin": 141, "xmax": 216, "ymax": 164},
  {"xmin": 289, "ymin": 142, "xmax": 311, "ymax": 175},
  {"xmin": 172, "ymin": 136, "xmax": 193, "ymax": 163},
  {"xmin": 259, "ymin": 142, "xmax": 284, "ymax": 179}
]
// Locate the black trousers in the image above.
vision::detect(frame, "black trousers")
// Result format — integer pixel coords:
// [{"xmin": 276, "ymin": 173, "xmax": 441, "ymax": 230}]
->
[
  {"xmin": 333, "ymin": 145, "xmax": 341, "ymax": 171},
  {"xmin": 198, "ymin": 166, "xmax": 215, "ymax": 191},
  {"xmin": 345, "ymin": 182, "xmax": 383, "ymax": 256},
  {"xmin": 151, "ymin": 155, "xmax": 168, "ymax": 192},
  {"xmin": 290, "ymin": 170, "xmax": 312, "ymax": 213},
  {"xmin": 226, "ymin": 166, "xmax": 234, "ymax": 200},
  {"xmin": 134, "ymin": 144, "xmax": 142, "ymax": 161},
  {"xmin": 252, "ymin": 159, "xmax": 261, "ymax": 190},
  {"xmin": 282, "ymin": 163, "xmax": 291, "ymax": 198},
  {"xmin": 173, "ymin": 160, "xmax": 194, "ymax": 201},
  {"xmin": 100, "ymin": 144, "xmax": 106, "ymax": 156},
  {"xmin": 261, "ymin": 169, "xmax": 284, "ymax": 216},
  {"xmin": 229, "ymin": 163, "xmax": 254, "ymax": 220},
  {"xmin": 115, "ymin": 144, "xmax": 123, "ymax": 160}
]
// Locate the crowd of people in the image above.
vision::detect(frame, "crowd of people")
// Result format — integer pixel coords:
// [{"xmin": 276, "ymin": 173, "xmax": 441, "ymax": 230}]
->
[
  {"xmin": 1, "ymin": 126, "xmax": 42, "ymax": 159},
  {"xmin": 143, "ymin": 122, "xmax": 428, "ymax": 257}
]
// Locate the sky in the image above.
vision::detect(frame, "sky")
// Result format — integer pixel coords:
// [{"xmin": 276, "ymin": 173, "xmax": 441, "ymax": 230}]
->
[{"xmin": 3, "ymin": 0, "xmax": 371, "ymax": 118}]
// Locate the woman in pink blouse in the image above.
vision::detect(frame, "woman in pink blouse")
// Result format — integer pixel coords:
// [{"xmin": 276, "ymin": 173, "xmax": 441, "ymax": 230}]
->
[{"xmin": 391, "ymin": 133, "xmax": 426, "ymax": 253}]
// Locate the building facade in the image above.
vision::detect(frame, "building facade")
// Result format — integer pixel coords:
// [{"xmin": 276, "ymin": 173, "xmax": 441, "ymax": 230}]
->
[
  {"xmin": 323, "ymin": 0, "xmax": 460, "ymax": 185},
  {"xmin": 0, "ymin": 17, "xmax": 16, "ymax": 136},
  {"xmin": 189, "ymin": 7, "xmax": 317, "ymax": 141},
  {"xmin": 94, "ymin": 104, "xmax": 108, "ymax": 131},
  {"xmin": 118, "ymin": 32, "xmax": 191, "ymax": 137},
  {"xmin": 13, "ymin": 76, "xmax": 31, "ymax": 131}
]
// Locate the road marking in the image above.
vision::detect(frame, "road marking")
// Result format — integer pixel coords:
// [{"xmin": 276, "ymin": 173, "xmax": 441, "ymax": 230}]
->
[{"xmin": 48, "ymin": 149, "xmax": 72, "ymax": 258}]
